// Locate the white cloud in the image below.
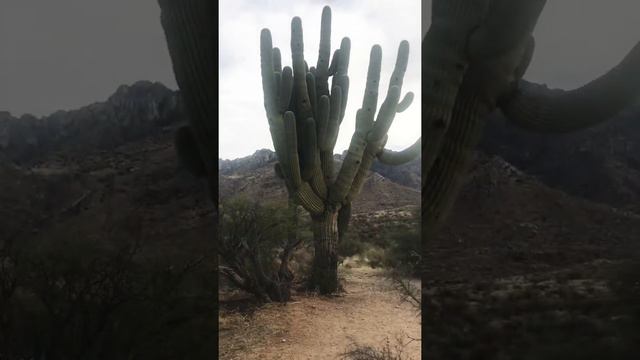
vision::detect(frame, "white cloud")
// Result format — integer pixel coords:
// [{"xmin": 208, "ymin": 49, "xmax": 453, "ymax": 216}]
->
[{"xmin": 219, "ymin": 0, "xmax": 421, "ymax": 159}]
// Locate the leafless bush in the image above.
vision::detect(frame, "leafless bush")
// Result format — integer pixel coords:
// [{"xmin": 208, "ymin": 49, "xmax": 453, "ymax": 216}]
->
[
  {"xmin": 0, "ymin": 203, "xmax": 215, "ymax": 359},
  {"xmin": 219, "ymin": 196, "xmax": 301, "ymax": 302}
]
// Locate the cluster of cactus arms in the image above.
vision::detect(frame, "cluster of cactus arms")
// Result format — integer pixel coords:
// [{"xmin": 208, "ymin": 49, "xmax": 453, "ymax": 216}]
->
[
  {"xmin": 422, "ymin": 0, "xmax": 640, "ymax": 240},
  {"xmin": 157, "ymin": 0, "xmax": 218, "ymax": 209},
  {"xmin": 260, "ymin": 6, "xmax": 420, "ymax": 294}
]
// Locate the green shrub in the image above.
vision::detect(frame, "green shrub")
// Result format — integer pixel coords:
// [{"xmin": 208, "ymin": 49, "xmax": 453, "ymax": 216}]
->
[
  {"xmin": 338, "ymin": 235, "xmax": 367, "ymax": 258},
  {"xmin": 382, "ymin": 226, "xmax": 420, "ymax": 275},
  {"xmin": 365, "ymin": 247, "xmax": 387, "ymax": 269}
]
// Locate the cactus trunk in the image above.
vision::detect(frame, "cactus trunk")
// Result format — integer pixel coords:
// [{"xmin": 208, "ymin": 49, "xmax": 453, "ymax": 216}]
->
[
  {"xmin": 424, "ymin": 85, "xmax": 491, "ymax": 239},
  {"xmin": 310, "ymin": 210, "xmax": 340, "ymax": 294}
]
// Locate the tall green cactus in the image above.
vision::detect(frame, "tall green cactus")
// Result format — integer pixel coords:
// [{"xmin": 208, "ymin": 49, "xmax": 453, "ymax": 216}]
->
[
  {"xmin": 157, "ymin": 0, "xmax": 217, "ymax": 208},
  {"xmin": 260, "ymin": 6, "xmax": 420, "ymax": 294},
  {"xmin": 422, "ymin": 0, "xmax": 640, "ymax": 241}
]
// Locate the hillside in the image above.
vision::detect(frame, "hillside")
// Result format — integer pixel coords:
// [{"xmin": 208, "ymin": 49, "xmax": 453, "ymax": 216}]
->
[
  {"xmin": 218, "ymin": 149, "xmax": 420, "ymax": 214},
  {"xmin": 481, "ymin": 100, "xmax": 640, "ymax": 212},
  {"xmin": 2, "ymin": 80, "xmax": 639, "ymax": 359}
]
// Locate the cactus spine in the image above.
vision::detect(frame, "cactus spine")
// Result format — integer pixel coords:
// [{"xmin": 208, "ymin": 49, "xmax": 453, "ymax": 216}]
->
[{"xmin": 261, "ymin": 6, "xmax": 419, "ymax": 294}]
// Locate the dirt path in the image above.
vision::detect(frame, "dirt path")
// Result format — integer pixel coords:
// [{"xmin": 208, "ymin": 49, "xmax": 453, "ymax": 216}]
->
[{"xmin": 219, "ymin": 265, "xmax": 421, "ymax": 359}]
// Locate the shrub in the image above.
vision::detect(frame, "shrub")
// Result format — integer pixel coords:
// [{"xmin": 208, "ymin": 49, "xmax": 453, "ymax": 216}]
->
[
  {"xmin": 219, "ymin": 196, "xmax": 300, "ymax": 302},
  {"xmin": 338, "ymin": 234, "xmax": 367, "ymax": 258},
  {"xmin": 0, "ymin": 205, "xmax": 216, "ymax": 359}
]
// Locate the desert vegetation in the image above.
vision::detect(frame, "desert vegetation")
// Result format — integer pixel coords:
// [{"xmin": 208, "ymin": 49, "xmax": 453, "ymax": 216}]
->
[
  {"xmin": 216, "ymin": 191, "xmax": 420, "ymax": 359},
  {"xmin": 0, "ymin": 195, "xmax": 215, "ymax": 359}
]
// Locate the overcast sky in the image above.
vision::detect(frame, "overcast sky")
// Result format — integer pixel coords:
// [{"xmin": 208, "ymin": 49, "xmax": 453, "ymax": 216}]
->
[
  {"xmin": 1, "ymin": 1, "xmax": 638, "ymax": 160},
  {"xmin": 0, "ymin": 0, "xmax": 177, "ymax": 117}
]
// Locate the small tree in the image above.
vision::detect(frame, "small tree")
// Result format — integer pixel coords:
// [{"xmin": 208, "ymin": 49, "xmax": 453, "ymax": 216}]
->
[
  {"xmin": 219, "ymin": 197, "xmax": 300, "ymax": 302},
  {"xmin": 259, "ymin": 6, "xmax": 420, "ymax": 294}
]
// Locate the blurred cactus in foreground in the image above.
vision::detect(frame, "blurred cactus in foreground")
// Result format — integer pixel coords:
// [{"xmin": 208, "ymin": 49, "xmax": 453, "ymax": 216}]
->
[
  {"xmin": 421, "ymin": 0, "xmax": 640, "ymax": 241},
  {"xmin": 260, "ymin": 6, "xmax": 420, "ymax": 294},
  {"xmin": 157, "ymin": 0, "xmax": 217, "ymax": 208}
]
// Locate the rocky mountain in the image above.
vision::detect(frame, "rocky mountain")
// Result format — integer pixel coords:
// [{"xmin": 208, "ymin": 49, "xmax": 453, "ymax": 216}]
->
[
  {"xmin": 0, "ymin": 81, "xmax": 184, "ymax": 166},
  {"xmin": 370, "ymin": 156, "xmax": 420, "ymax": 190},
  {"xmin": 480, "ymin": 100, "xmax": 640, "ymax": 212},
  {"xmin": 218, "ymin": 150, "xmax": 420, "ymax": 214},
  {"xmin": 219, "ymin": 149, "xmax": 277, "ymax": 176}
]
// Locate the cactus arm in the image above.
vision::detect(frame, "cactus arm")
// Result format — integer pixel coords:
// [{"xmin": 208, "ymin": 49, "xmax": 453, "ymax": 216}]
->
[
  {"xmin": 345, "ymin": 149, "xmax": 376, "ymax": 203},
  {"xmin": 332, "ymin": 40, "xmax": 408, "ymax": 205},
  {"xmin": 346, "ymin": 41, "xmax": 411, "ymax": 200},
  {"xmin": 261, "ymin": 30, "xmax": 292, "ymax": 187},
  {"xmin": 260, "ymin": 29, "xmax": 279, "ymax": 119},
  {"xmin": 300, "ymin": 116, "xmax": 318, "ymax": 181},
  {"xmin": 283, "ymin": 112, "xmax": 325, "ymax": 215},
  {"xmin": 328, "ymin": 49, "xmax": 339, "ymax": 76},
  {"xmin": 307, "ymin": 72, "xmax": 318, "ymax": 119},
  {"xmin": 387, "ymin": 40, "xmax": 410, "ymax": 95},
  {"xmin": 328, "ymin": 44, "xmax": 383, "ymax": 204},
  {"xmin": 377, "ymin": 137, "xmax": 421, "ymax": 165},
  {"xmin": 361, "ymin": 45, "xmax": 383, "ymax": 128},
  {"xmin": 309, "ymin": 153, "xmax": 328, "ymax": 199},
  {"xmin": 316, "ymin": 95, "xmax": 335, "ymax": 183},
  {"xmin": 316, "ymin": 6, "xmax": 332, "ymax": 99},
  {"xmin": 332, "ymin": 38, "xmax": 351, "ymax": 123},
  {"xmin": 295, "ymin": 183, "xmax": 326, "ymax": 215},
  {"xmin": 320, "ymin": 86, "xmax": 342, "ymax": 180},
  {"xmin": 329, "ymin": 109, "xmax": 371, "ymax": 205},
  {"xmin": 367, "ymin": 87, "xmax": 402, "ymax": 142},
  {"xmin": 500, "ymin": 41, "xmax": 640, "ymax": 133},
  {"xmin": 290, "ymin": 17, "xmax": 314, "ymax": 122},
  {"xmin": 273, "ymin": 47, "xmax": 283, "ymax": 74},
  {"xmin": 421, "ymin": 0, "xmax": 492, "ymax": 181},
  {"xmin": 279, "ymin": 67, "xmax": 294, "ymax": 112},
  {"xmin": 302, "ymin": 117, "xmax": 327, "ymax": 198},
  {"xmin": 396, "ymin": 92, "xmax": 414, "ymax": 113},
  {"xmin": 290, "ymin": 17, "xmax": 320, "ymax": 183},
  {"xmin": 283, "ymin": 112, "xmax": 303, "ymax": 188}
]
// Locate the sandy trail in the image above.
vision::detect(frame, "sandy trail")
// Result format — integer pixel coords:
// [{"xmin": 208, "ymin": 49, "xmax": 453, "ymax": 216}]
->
[{"xmin": 219, "ymin": 265, "xmax": 421, "ymax": 360}]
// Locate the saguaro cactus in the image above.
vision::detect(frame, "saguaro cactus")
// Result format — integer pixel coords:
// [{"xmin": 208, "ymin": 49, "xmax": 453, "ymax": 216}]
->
[
  {"xmin": 157, "ymin": 0, "xmax": 217, "ymax": 208},
  {"xmin": 260, "ymin": 6, "xmax": 420, "ymax": 294},
  {"xmin": 422, "ymin": 0, "xmax": 640, "ymax": 239}
]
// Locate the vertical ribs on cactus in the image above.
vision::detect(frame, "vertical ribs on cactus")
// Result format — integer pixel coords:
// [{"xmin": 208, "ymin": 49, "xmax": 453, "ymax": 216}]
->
[
  {"xmin": 260, "ymin": 6, "xmax": 420, "ymax": 294},
  {"xmin": 157, "ymin": 0, "xmax": 217, "ymax": 207}
]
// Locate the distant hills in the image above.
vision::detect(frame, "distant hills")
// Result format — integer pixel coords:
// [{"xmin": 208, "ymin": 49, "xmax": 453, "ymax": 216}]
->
[{"xmin": 1, "ymin": 81, "xmax": 639, "ymax": 266}]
